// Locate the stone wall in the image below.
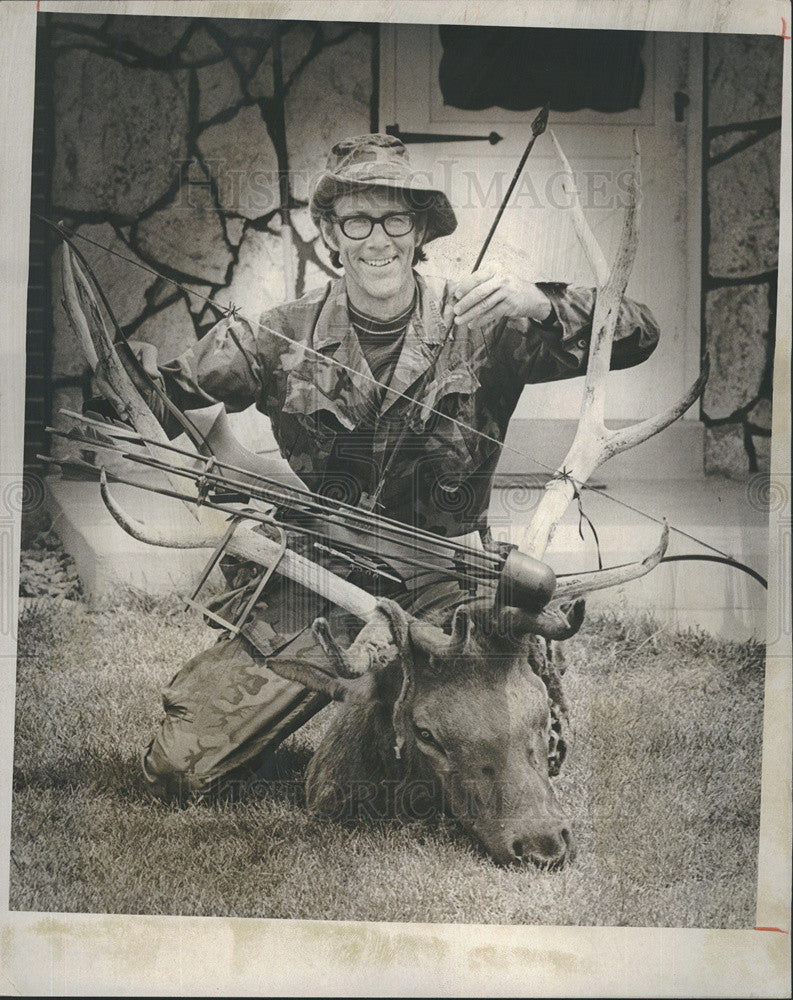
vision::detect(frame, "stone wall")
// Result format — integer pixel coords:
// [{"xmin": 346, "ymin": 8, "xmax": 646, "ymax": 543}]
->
[
  {"xmin": 702, "ymin": 34, "xmax": 783, "ymax": 478},
  {"xmin": 42, "ymin": 19, "xmax": 784, "ymax": 480},
  {"xmin": 46, "ymin": 13, "xmax": 376, "ymax": 456}
]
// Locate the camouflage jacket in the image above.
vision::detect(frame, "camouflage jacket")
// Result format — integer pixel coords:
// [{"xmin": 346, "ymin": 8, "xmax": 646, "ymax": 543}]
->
[{"xmin": 159, "ymin": 273, "xmax": 659, "ymax": 537}]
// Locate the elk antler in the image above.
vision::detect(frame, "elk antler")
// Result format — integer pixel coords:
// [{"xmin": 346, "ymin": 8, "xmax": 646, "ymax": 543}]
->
[
  {"xmin": 549, "ymin": 130, "xmax": 610, "ymax": 285},
  {"xmin": 265, "ymin": 618, "xmax": 378, "ymax": 702},
  {"xmin": 554, "ymin": 523, "xmax": 669, "ymax": 601},
  {"xmin": 99, "ymin": 470, "xmax": 384, "ymax": 656},
  {"xmin": 267, "ymin": 599, "xmax": 417, "ymax": 702},
  {"xmin": 519, "ymin": 132, "xmax": 708, "ymax": 576},
  {"xmin": 497, "ymin": 598, "xmax": 587, "ymax": 641}
]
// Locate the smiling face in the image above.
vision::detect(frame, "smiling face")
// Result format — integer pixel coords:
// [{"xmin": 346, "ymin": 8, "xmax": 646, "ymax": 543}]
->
[{"xmin": 320, "ymin": 187, "xmax": 427, "ymax": 318}]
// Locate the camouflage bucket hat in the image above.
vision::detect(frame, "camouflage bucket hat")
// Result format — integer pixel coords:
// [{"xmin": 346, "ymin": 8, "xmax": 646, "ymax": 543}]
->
[{"xmin": 310, "ymin": 133, "xmax": 457, "ymax": 244}]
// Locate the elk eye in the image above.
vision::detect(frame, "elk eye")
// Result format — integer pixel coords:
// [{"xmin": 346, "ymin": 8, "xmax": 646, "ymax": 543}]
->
[{"xmin": 415, "ymin": 726, "xmax": 445, "ymax": 753}]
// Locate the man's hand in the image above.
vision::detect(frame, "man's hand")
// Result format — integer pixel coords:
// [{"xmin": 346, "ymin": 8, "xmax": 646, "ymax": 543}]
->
[
  {"xmin": 93, "ymin": 339, "xmax": 162, "ymax": 414},
  {"xmin": 444, "ymin": 268, "xmax": 553, "ymax": 329}
]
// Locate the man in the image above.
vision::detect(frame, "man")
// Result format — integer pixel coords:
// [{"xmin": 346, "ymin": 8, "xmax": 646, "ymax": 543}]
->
[{"xmin": 124, "ymin": 133, "xmax": 659, "ymax": 801}]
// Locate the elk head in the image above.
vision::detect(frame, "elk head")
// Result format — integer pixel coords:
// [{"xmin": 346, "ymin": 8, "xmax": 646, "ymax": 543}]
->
[{"xmin": 267, "ymin": 596, "xmax": 585, "ymax": 868}]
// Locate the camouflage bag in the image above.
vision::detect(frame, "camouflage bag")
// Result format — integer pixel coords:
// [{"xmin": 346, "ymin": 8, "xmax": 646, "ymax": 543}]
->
[{"xmin": 141, "ymin": 570, "xmax": 336, "ymax": 802}]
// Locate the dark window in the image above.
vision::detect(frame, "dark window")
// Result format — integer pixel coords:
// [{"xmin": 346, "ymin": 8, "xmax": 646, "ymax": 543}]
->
[{"xmin": 438, "ymin": 27, "xmax": 645, "ymax": 114}]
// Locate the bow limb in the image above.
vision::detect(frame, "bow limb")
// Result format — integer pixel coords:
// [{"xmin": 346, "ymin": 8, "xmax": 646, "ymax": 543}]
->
[{"xmin": 57, "ymin": 234, "xmax": 203, "ymax": 520}]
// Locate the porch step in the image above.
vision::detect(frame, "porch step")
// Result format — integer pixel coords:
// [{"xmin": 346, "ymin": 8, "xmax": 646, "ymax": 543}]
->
[
  {"xmin": 45, "ymin": 476, "xmax": 230, "ymax": 600},
  {"xmin": 43, "ymin": 474, "xmax": 769, "ymax": 642}
]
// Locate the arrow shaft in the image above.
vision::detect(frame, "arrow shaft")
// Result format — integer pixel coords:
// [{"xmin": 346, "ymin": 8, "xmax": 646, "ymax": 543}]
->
[
  {"xmin": 472, "ymin": 104, "xmax": 549, "ymax": 272},
  {"xmin": 52, "ymin": 414, "xmax": 502, "ymax": 568},
  {"xmin": 367, "ymin": 105, "xmax": 550, "ymax": 507}
]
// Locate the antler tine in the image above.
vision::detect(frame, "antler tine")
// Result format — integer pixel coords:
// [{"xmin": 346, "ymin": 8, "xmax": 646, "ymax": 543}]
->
[
  {"xmin": 582, "ymin": 130, "xmax": 641, "ymax": 430},
  {"xmin": 496, "ymin": 598, "xmax": 586, "ymax": 641},
  {"xmin": 549, "ymin": 128, "xmax": 609, "ymax": 285},
  {"xmin": 99, "ymin": 469, "xmax": 223, "ymax": 548},
  {"xmin": 604, "ymin": 356, "xmax": 710, "ymax": 460},
  {"xmin": 311, "ymin": 617, "xmax": 360, "ymax": 679},
  {"xmin": 553, "ymin": 522, "xmax": 669, "ymax": 600}
]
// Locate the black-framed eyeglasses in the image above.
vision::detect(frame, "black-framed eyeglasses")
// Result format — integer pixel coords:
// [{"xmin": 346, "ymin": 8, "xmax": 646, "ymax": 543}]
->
[{"xmin": 331, "ymin": 211, "xmax": 416, "ymax": 240}]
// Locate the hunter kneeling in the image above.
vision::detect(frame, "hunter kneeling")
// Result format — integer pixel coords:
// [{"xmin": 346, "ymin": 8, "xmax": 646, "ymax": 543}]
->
[{"xmin": 97, "ymin": 134, "xmax": 659, "ymax": 827}]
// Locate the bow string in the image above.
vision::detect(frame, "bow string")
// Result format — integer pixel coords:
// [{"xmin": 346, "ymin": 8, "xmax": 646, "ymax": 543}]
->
[{"xmin": 31, "ymin": 207, "xmax": 764, "ymax": 577}]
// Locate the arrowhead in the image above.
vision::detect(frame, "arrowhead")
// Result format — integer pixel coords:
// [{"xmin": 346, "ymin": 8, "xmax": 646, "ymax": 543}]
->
[
  {"xmin": 489, "ymin": 131, "xmax": 504, "ymax": 145},
  {"xmin": 532, "ymin": 103, "xmax": 550, "ymax": 137}
]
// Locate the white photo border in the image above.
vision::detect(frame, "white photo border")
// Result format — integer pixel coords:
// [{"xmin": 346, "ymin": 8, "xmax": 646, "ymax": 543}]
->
[{"xmin": 1, "ymin": 1, "xmax": 789, "ymax": 995}]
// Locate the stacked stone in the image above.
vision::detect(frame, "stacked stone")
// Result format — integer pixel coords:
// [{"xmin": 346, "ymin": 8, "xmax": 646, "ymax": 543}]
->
[
  {"xmin": 702, "ymin": 34, "xmax": 782, "ymax": 479},
  {"xmin": 46, "ymin": 14, "xmax": 375, "ymax": 459}
]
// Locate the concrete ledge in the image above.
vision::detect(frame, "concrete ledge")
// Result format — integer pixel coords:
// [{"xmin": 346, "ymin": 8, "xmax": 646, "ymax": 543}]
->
[
  {"xmin": 46, "ymin": 475, "xmax": 230, "ymax": 598},
  {"xmin": 45, "ymin": 473, "xmax": 770, "ymax": 642}
]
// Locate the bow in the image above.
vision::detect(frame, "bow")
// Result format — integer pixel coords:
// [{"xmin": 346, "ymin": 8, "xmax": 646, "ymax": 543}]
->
[
  {"xmin": 38, "ymin": 125, "xmax": 758, "ymax": 594},
  {"xmin": 47, "ymin": 218, "xmax": 397, "ymax": 655},
  {"xmin": 51, "ymin": 218, "xmax": 205, "ymax": 520}
]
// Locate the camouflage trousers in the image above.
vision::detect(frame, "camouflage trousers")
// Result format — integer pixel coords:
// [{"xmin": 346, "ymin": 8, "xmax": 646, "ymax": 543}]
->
[{"xmin": 142, "ymin": 557, "xmax": 465, "ymax": 803}]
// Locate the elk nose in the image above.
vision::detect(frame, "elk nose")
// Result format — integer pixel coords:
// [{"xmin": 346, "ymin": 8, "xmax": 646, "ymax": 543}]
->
[{"xmin": 512, "ymin": 822, "xmax": 574, "ymax": 866}]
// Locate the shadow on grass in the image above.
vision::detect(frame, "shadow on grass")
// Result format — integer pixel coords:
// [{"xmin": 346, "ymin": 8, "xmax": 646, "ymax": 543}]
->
[
  {"xmin": 14, "ymin": 748, "xmax": 155, "ymax": 804},
  {"xmin": 13, "ymin": 739, "xmax": 319, "ymax": 812},
  {"xmin": 214, "ymin": 742, "xmax": 316, "ymax": 809}
]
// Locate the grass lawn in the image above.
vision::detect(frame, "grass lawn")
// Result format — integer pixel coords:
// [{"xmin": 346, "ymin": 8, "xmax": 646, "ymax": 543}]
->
[{"xmin": 9, "ymin": 593, "xmax": 764, "ymax": 926}]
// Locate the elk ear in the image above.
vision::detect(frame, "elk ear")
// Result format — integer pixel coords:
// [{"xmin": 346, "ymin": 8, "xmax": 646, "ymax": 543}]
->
[
  {"xmin": 449, "ymin": 605, "xmax": 474, "ymax": 652},
  {"xmin": 371, "ymin": 599, "xmax": 418, "ymax": 760},
  {"xmin": 372, "ymin": 597, "xmax": 418, "ymax": 659},
  {"xmin": 264, "ymin": 616, "xmax": 375, "ymax": 703},
  {"xmin": 312, "ymin": 617, "xmax": 358, "ymax": 679}
]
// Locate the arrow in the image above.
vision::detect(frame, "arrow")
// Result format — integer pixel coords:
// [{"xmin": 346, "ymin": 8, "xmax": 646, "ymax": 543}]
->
[{"xmin": 472, "ymin": 102, "xmax": 549, "ymax": 271}]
